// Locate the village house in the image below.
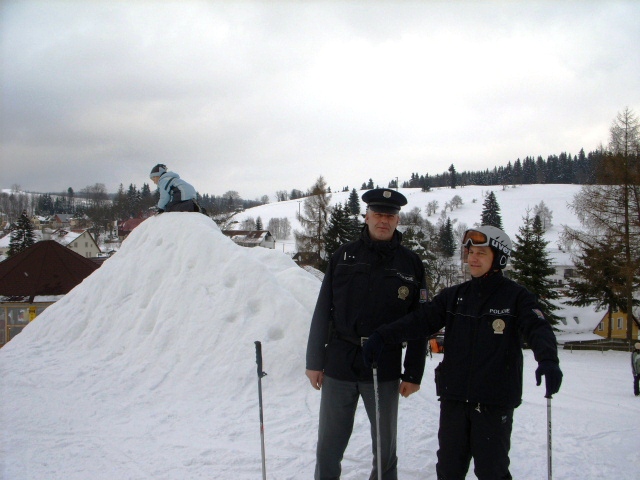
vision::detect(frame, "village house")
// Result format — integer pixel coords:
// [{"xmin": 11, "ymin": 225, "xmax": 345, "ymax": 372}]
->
[
  {"xmin": 0, "ymin": 240, "xmax": 99, "ymax": 347},
  {"xmin": 222, "ymin": 230, "xmax": 276, "ymax": 249},
  {"xmin": 46, "ymin": 229, "xmax": 102, "ymax": 258},
  {"xmin": 50, "ymin": 213, "xmax": 74, "ymax": 229},
  {"xmin": 594, "ymin": 310, "xmax": 640, "ymax": 341},
  {"xmin": 118, "ymin": 218, "xmax": 146, "ymax": 241}
]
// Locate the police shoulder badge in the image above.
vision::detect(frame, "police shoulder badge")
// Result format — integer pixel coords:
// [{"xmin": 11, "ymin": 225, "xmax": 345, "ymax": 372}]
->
[
  {"xmin": 398, "ymin": 286, "xmax": 409, "ymax": 300},
  {"xmin": 492, "ymin": 319, "xmax": 506, "ymax": 334},
  {"xmin": 532, "ymin": 309, "xmax": 546, "ymax": 320}
]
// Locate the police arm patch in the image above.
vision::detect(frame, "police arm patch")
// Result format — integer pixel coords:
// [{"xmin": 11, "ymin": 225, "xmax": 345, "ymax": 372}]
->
[{"xmin": 532, "ymin": 309, "xmax": 546, "ymax": 320}]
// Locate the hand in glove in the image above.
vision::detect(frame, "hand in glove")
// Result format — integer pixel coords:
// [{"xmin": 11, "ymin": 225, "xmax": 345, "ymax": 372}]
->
[
  {"xmin": 362, "ymin": 332, "xmax": 384, "ymax": 369},
  {"xmin": 535, "ymin": 360, "xmax": 563, "ymax": 398}
]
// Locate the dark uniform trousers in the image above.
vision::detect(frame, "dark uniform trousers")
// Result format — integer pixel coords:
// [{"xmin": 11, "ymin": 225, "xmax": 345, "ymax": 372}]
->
[
  {"xmin": 315, "ymin": 376, "xmax": 399, "ymax": 480},
  {"xmin": 436, "ymin": 399, "xmax": 513, "ymax": 480}
]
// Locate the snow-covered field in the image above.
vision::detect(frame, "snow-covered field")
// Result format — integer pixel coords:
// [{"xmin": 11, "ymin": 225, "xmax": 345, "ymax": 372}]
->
[{"xmin": 2, "ymin": 190, "xmax": 639, "ymax": 479}]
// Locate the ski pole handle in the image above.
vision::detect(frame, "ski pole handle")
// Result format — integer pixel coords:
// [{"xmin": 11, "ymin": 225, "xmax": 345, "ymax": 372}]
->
[{"xmin": 255, "ymin": 341, "xmax": 267, "ymax": 378}]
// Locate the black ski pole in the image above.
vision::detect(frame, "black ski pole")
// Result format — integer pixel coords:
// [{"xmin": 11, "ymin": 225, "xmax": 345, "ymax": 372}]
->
[
  {"xmin": 547, "ymin": 395, "xmax": 552, "ymax": 480},
  {"xmin": 372, "ymin": 362, "xmax": 382, "ymax": 480},
  {"xmin": 255, "ymin": 341, "xmax": 268, "ymax": 480}
]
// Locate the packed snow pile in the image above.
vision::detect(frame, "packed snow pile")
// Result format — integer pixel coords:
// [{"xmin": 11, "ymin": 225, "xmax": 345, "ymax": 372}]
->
[
  {"xmin": 0, "ymin": 213, "xmax": 320, "ymax": 479},
  {"xmin": 2, "ymin": 212, "xmax": 639, "ymax": 479}
]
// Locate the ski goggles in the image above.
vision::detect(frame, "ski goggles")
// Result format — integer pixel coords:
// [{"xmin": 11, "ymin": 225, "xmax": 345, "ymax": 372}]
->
[{"xmin": 462, "ymin": 230, "xmax": 490, "ymax": 248}]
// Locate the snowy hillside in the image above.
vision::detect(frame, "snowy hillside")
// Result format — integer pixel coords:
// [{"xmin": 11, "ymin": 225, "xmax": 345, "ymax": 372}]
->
[
  {"xmin": 234, "ymin": 184, "xmax": 605, "ymax": 341},
  {"xmin": 1, "ymin": 212, "xmax": 639, "ymax": 479},
  {"xmin": 230, "ymin": 184, "xmax": 582, "ymax": 257}
]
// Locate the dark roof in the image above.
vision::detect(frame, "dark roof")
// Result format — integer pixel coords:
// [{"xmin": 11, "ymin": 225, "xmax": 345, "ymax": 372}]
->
[
  {"xmin": 222, "ymin": 230, "xmax": 271, "ymax": 238},
  {"xmin": 0, "ymin": 240, "xmax": 99, "ymax": 301},
  {"xmin": 120, "ymin": 218, "xmax": 146, "ymax": 232}
]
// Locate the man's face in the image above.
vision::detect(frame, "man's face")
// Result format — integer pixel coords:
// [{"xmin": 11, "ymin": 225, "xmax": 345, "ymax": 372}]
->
[
  {"xmin": 151, "ymin": 176, "xmax": 159, "ymax": 185},
  {"xmin": 365, "ymin": 210, "xmax": 399, "ymax": 241},
  {"xmin": 466, "ymin": 245, "xmax": 494, "ymax": 277}
]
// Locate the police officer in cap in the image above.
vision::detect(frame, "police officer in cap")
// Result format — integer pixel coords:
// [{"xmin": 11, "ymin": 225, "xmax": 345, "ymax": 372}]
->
[{"xmin": 306, "ymin": 188, "xmax": 428, "ymax": 480}]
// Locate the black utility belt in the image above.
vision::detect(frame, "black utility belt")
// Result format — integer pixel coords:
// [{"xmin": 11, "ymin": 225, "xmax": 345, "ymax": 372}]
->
[
  {"xmin": 336, "ymin": 334, "xmax": 370, "ymax": 347},
  {"xmin": 335, "ymin": 333, "xmax": 404, "ymax": 349}
]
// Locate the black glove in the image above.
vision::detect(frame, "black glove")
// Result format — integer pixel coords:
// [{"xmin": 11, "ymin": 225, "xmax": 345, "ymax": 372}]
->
[
  {"xmin": 362, "ymin": 331, "xmax": 384, "ymax": 369},
  {"xmin": 535, "ymin": 360, "xmax": 563, "ymax": 398},
  {"xmin": 157, "ymin": 209, "xmax": 164, "ymax": 215}
]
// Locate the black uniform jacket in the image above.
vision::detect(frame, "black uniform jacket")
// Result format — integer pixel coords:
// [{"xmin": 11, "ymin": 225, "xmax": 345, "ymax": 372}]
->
[
  {"xmin": 305, "ymin": 228, "xmax": 427, "ymax": 383},
  {"xmin": 377, "ymin": 271, "xmax": 559, "ymax": 408}
]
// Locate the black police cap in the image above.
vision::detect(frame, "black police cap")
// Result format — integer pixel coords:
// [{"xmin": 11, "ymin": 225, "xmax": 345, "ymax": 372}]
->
[{"xmin": 361, "ymin": 188, "xmax": 407, "ymax": 214}]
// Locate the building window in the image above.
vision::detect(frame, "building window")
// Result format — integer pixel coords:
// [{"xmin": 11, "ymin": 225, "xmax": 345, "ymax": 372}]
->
[
  {"xmin": 6, "ymin": 307, "xmax": 29, "ymax": 342},
  {"xmin": 617, "ymin": 318, "xmax": 623, "ymax": 330},
  {"xmin": 1, "ymin": 305, "xmax": 49, "ymax": 346},
  {"xmin": 0, "ymin": 309, "xmax": 5, "ymax": 345},
  {"xmin": 598, "ymin": 322, "xmax": 604, "ymax": 331}
]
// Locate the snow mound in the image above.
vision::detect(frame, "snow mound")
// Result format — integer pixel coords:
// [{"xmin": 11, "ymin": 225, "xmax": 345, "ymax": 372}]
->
[{"xmin": 1, "ymin": 213, "xmax": 320, "ymax": 479}]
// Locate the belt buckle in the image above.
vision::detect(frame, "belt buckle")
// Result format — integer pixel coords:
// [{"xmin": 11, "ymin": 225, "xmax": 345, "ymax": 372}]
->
[{"xmin": 360, "ymin": 336, "xmax": 369, "ymax": 347}]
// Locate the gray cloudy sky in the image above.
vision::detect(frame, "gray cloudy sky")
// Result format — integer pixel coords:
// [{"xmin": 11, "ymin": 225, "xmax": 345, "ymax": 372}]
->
[{"xmin": 2, "ymin": 1, "xmax": 639, "ymax": 200}]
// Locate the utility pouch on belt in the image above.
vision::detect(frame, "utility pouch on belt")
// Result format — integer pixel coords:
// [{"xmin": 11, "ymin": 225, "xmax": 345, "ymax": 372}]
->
[{"xmin": 434, "ymin": 362, "xmax": 444, "ymax": 397}]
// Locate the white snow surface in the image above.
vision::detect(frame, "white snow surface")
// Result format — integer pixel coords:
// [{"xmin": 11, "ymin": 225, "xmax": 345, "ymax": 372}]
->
[{"xmin": 2, "ymin": 190, "xmax": 640, "ymax": 479}]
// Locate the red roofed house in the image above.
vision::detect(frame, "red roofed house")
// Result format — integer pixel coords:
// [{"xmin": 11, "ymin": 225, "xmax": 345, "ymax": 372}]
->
[
  {"xmin": 0, "ymin": 240, "xmax": 99, "ymax": 347},
  {"xmin": 118, "ymin": 218, "xmax": 147, "ymax": 241}
]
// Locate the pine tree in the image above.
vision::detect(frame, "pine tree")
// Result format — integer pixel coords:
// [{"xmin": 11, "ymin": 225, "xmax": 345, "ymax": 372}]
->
[
  {"xmin": 256, "ymin": 217, "xmax": 263, "ymax": 230},
  {"xmin": 437, "ymin": 218, "xmax": 456, "ymax": 257},
  {"xmin": 7, "ymin": 211, "xmax": 36, "ymax": 257},
  {"xmin": 347, "ymin": 188, "xmax": 361, "ymax": 217},
  {"xmin": 127, "ymin": 184, "xmax": 141, "ymax": 217},
  {"xmin": 66, "ymin": 187, "xmax": 75, "ymax": 213},
  {"xmin": 322, "ymin": 203, "xmax": 353, "ymax": 266},
  {"xmin": 510, "ymin": 213, "xmax": 560, "ymax": 326},
  {"xmin": 565, "ymin": 236, "xmax": 627, "ymax": 339},
  {"xmin": 448, "ymin": 164, "xmax": 457, "ymax": 189},
  {"xmin": 36, "ymin": 193, "xmax": 54, "ymax": 216},
  {"xmin": 480, "ymin": 191, "xmax": 503, "ymax": 229}
]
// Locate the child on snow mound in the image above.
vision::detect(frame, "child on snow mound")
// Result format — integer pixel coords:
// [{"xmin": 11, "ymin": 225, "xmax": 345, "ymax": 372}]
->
[{"xmin": 149, "ymin": 164, "xmax": 206, "ymax": 214}]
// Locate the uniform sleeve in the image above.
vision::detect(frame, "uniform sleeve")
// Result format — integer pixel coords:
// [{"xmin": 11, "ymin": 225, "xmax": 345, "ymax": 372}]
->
[
  {"xmin": 377, "ymin": 288, "xmax": 449, "ymax": 346},
  {"xmin": 401, "ymin": 261, "xmax": 428, "ymax": 383},
  {"xmin": 305, "ymin": 260, "xmax": 334, "ymax": 371},
  {"xmin": 516, "ymin": 288, "xmax": 559, "ymax": 364}
]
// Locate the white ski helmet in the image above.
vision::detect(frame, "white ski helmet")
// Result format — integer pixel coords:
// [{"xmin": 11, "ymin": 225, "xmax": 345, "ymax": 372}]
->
[{"xmin": 462, "ymin": 225, "xmax": 512, "ymax": 270}]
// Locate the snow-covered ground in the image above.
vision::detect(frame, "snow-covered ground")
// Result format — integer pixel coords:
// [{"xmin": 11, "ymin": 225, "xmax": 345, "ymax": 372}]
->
[{"xmin": 1, "ymin": 212, "xmax": 638, "ymax": 479}]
